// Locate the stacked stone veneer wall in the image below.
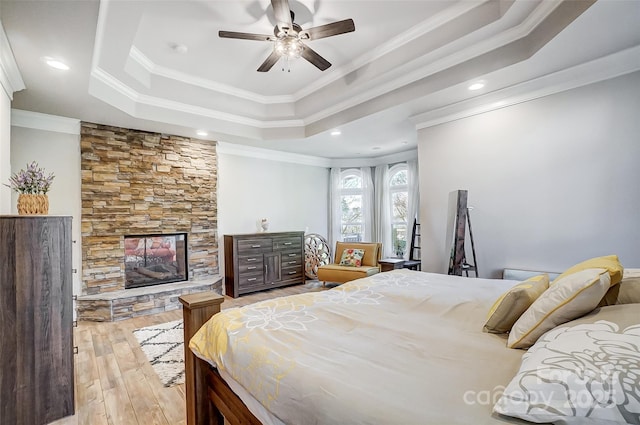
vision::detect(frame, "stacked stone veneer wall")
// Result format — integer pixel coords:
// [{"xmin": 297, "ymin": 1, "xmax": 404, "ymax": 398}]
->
[{"xmin": 80, "ymin": 122, "xmax": 218, "ymax": 295}]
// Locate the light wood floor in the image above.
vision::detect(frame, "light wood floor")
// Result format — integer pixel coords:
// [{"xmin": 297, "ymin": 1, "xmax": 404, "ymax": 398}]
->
[{"xmin": 50, "ymin": 281, "xmax": 331, "ymax": 425}]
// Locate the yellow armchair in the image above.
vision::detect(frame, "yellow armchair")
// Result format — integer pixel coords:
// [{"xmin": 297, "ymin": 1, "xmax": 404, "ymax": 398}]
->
[{"xmin": 317, "ymin": 242, "xmax": 382, "ymax": 284}]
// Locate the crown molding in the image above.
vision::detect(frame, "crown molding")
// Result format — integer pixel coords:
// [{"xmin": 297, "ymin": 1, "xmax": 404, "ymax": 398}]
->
[
  {"xmin": 328, "ymin": 149, "xmax": 418, "ymax": 168},
  {"xmin": 217, "ymin": 141, "xmax": 331, "ymax": 168},
  {"xmin": 128, "ymin": 46, "xmax": 294, "ymax": 105},
  {"xmin": 0, "ymin": 21, "xmax": 25, "ymax": 100},
  {"xmin": 11, "ymin": 109, "xmax": 80, "ymax": 134},
  {"xmin": 91, "ymin": 67, "xmax": 305, "ymax": 129},
  {"xmin": 304, "ymin": 0, "xmax": 561, "ymax": 126},
  {"xmin": 292, "ymin": 0, "xmax": 491, "ymax": 102},
  {"xmin": 411, "ymin": 45, "xmax": 640, "ymax": 130}
]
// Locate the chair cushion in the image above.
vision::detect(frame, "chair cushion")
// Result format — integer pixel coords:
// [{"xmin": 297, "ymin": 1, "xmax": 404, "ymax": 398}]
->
[{"xmin": 317, "ymin": 264, "xmax": 380, "ymax": 284}]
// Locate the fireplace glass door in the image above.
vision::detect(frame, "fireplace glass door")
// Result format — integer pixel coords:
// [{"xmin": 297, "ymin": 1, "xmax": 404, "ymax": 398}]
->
[{"xmin": 124, "ymin": 233, "xmax": 187, "ymax": 289}]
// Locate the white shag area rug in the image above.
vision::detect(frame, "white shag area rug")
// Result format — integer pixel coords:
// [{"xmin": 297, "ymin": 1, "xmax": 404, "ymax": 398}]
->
[{"xmin": 132, "ymin": 320, "xmax": 185, "ymax": 387}]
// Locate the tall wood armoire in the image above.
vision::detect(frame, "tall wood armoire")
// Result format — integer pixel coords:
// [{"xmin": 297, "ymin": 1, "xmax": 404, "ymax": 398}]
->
[{"xmin": 0, "ymin": 216, "xmax": 75, "ymax": 425}]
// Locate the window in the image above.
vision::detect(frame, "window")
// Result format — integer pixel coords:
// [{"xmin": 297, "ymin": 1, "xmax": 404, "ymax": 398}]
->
[
  {"xmin": 340, "ymin": 170, "xmax": 364, "ymax": 242},
  {"xmin": 389, "ymin": 164, "xmax": 408, "ymax": 256}
]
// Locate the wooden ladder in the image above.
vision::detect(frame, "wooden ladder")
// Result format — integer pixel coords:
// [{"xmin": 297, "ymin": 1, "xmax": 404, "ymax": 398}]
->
[{"xmin": 403, "ymin": 218, "xmax": 421, "ymax": 271}]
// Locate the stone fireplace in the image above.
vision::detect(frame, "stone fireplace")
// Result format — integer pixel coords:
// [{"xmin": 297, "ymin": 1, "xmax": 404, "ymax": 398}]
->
[{"xmin": 76, "ymin": 122, "xmax": 222, "ymax": 321}]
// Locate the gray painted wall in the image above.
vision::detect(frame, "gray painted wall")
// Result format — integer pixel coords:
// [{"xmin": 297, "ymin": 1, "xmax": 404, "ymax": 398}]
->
[{"xmin": 417, "ymin": 71, "xmax": 640, "ymax": 278}]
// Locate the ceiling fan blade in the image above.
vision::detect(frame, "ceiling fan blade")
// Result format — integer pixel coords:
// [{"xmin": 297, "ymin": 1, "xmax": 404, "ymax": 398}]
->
[
  {"xmin": 304, "ymin": 19, "xmax": 355, "ymax": 40},
  {"xmin": 301, "ymin": 45, "xmax": 331, "ymax": 71},
  {"xmin": 257, "ymin": 51, "xmax": 282, "ymax": 72},
  {"xmin": 219, "ymin": 31, "xmax": 272, "ymax": 41},
  {"xmin": 271, "ymin": 0, "xmax": 292, "ymax": 29}
]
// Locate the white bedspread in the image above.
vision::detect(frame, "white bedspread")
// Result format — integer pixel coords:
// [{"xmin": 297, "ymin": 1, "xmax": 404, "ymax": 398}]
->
[{"xmin": 190, "ymin": 270, "xmax": 530, "ymax": 424}]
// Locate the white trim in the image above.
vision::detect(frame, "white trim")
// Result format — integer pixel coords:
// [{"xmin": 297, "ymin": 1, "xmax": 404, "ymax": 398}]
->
[
  {"xmin": 128, "ymin": 46, "xmax": 294, "ymax": 105},
  {"xmin": 216, "ymin": 141, "xmax": 331, "ymax": 168},
  {"xmin": 0, "ymin": 21, "xmax": 25, "ymax": 99},
  {"xmin": 11, "ymin": 109, "xmax": 80, "ymax": 134},
  {"xmin": 304, "ymin": 0, "xmax": 561, "ymax": 126},
  {"xmin": 411, "ymin": 45, "xmax": 640, "ymax": 130},
  {"xmin": 91, "ymin": 67, "xmax": 305, "ymax": 129},
  {"xmin": 329, "ymin": 149, "xmax": 418, "ymax": 168},
  {"xmin": 292, "ymin": 0, "xmax": 488, "ymax": 102}
]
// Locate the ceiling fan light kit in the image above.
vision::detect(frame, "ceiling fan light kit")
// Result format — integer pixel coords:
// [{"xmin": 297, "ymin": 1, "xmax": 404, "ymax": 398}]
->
[{"xmin": 219, "ymin": 0, "xmax": 355, "ymax": 72}]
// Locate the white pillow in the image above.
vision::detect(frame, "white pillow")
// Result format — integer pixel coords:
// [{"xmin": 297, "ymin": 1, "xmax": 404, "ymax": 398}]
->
[
  {"xmin": 495, "ymin": 309, "xmax": 640, "ymax": 424},
  {"xmin": 508, "ymin": 268, "xmax": 610, "ymax": 349}
]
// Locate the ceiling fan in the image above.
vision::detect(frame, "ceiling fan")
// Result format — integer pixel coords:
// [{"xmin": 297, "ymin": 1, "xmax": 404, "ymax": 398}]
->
[{"xmin": 219, "ymin": 0, "xmax": 355, "ymax": 72}]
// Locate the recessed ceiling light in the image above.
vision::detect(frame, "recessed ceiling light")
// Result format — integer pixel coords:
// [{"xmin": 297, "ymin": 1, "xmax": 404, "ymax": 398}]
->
[
  {"xmin": 401, "ymin": 141, "xmax": 408, "ymax": 145},
  {"xmin": 45, "ymin": 59, "xmax": 69, "ymax": 70},
  {"xmin": 468, "ymin": 81, "xmax": 485, "ymax": 91},
  {"xmin": 330, "ymin": 130, "xmax": 341, "ymax": 136},
  {"xmin": 169, "ymin": 43, "xmax": 189, "ymax": 54},
  {"xmin": 196, "ymin": 130, "xmax": 208, "ymax": 137}
]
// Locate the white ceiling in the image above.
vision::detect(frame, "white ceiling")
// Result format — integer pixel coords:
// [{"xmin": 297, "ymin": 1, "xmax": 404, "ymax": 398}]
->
[{"xmin": 2, "ymin": 0, "xmax": 639, "ymax": 159}]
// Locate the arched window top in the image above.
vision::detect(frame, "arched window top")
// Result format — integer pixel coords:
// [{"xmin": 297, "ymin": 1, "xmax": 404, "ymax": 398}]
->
[
  {"xmin": 340, "ymin": 169, "xmax": 362, "ymax": 189},
  {"xmin": 389, "ymin": 164, "xmax": 408, "ymax": 187}
]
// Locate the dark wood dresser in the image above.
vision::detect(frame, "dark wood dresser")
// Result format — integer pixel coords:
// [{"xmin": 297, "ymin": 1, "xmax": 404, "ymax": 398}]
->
[
  {"xmin": 224, "ymin": 231, "xmax": 305, "ymax": 297},
  {"xmin": 0, "ymin": 216, "xmax": 74, "ymax": 425}
]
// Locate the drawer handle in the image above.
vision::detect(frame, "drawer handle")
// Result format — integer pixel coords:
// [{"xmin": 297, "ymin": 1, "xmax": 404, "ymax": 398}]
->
[
  {"xmin": 247, "ymin": 277, "xmax": 257, "ymax": 282},
  {"xmin": 247, "ymin": 258, "xmax": 257, "ymax": 262},
  {"xmin": 283, "ymin": 242, "xmax": 292, "ymax": 245},
  {"xmin": 288, "ymin": 271, "xmax": 297, "ymax": 275},
  {"xmin": 288, "ymin": 261, "xmax": 297, "ymax": 264},
  {"xmin": 288, "ymin": 253, "xmax": 296, "ymax": 257},
  {"xmin": 251, "ymin": 244, "xmax": 261, "ymax": 248},
  {"xmin": 247, "ymin": 266, "xmax": 257, "ymax": 270}
]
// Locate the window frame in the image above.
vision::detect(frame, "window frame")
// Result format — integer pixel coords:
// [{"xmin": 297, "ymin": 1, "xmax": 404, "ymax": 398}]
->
[
  {"xmin": 388, "ymin": 163, "xmax": 409, "ymax": 256},
  {"xmin": 339, "ymin": 169, "xmax": 364, "ymax": 242}
]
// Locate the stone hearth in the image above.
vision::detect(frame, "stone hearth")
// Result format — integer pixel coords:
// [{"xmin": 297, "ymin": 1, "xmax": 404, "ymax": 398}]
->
[
  {"xmin": 76, "ymin": 278, "xmax": 222, "ymax": 321},
  {"xmin": 78, "ymin": 122, "xmax": 220, "ymax": 321}
]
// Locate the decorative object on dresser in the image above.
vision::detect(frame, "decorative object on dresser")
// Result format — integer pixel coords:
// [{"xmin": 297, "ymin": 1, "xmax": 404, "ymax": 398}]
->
[
  {"xmin": 224, "ymin": 231, "xmax": 305, "ymax": 297},
  {"xmin": 5, "ymin": 162, "xmax": 55, "ymax": 215},
  {"xmin": 0, "ymin": 216, "xmax": 74, "ymax": 425}
]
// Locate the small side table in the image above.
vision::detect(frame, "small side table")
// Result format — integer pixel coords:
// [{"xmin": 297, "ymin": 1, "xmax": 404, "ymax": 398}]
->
[{"xmin": 379, "ymin": 258, "xmax": 405, "ymax": 272}]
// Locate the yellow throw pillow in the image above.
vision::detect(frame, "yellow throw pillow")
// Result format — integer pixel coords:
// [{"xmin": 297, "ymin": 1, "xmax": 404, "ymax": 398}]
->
[
  {"xmin": 483, "ymin": 275, "xmax": 549, "ymax": 334},
  {"xmin": 508, "ymin": 268, "xmax": 610, "ymax": 349},
  {"xmin": 551, "ymin": 255, "xmax": 623, "ymax": 287},
  {"xmin": 599, "ymin": 268, "xmax": 640, "ymax": 306}
]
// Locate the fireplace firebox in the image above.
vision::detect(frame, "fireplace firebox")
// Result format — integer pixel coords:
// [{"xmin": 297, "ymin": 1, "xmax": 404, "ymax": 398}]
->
[{"xmin": 124, "ymin": 233, "xmax": 187, "ymax": 289}]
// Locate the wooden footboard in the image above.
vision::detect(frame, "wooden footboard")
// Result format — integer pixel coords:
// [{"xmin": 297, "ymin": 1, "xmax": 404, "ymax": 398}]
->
[{"xmin": 179, "ymin": 292, "xmax": 262, "ymax": 425}]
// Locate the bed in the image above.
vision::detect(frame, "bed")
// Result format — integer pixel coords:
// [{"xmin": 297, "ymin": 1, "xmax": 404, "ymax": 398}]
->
[{"xmin": 180, "ymin": 267, "xmax": 640, "ymax": 425}]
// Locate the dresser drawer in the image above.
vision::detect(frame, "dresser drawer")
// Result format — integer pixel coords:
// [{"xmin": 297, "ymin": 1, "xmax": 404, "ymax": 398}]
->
[
  {"xmin": 281, "ymin": 252, "xmax": 302, "ymax": 267},
  {"xmin": 273, "ymin": 236, "xmax": 301, "ymax": 251},
  {"xmin": 238, "ymin": 262, "xmax": 262, "ymax": 274},
  {"xmin": 281, "ymin": 266, "xmax": 303, "ymax": 280},
  {"xmin": 238, "ymin": 239, "xmax": 272, "ymax": 253},
  {"xmin": 238, "ymin": 272, "xmax": 264, "ymax": 287},
  {"xmin": 238, "ymin": 254, "xmax": 263, "ymax": 266}
]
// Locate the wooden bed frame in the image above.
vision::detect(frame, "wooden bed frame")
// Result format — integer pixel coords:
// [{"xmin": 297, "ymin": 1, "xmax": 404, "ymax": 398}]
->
[{"xmin": 180, "ymin": 292, "xmax": 262, "ymax": 425}]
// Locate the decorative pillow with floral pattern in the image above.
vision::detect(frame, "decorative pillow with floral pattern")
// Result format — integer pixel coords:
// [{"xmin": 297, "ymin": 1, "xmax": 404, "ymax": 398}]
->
[
  {"xmin": 339, "ymin": 249, "xmax": 365, "ymax": 267},
  {"xmin": 495, "ymin": 304, "xmax": 640, "ymax": 424}
]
